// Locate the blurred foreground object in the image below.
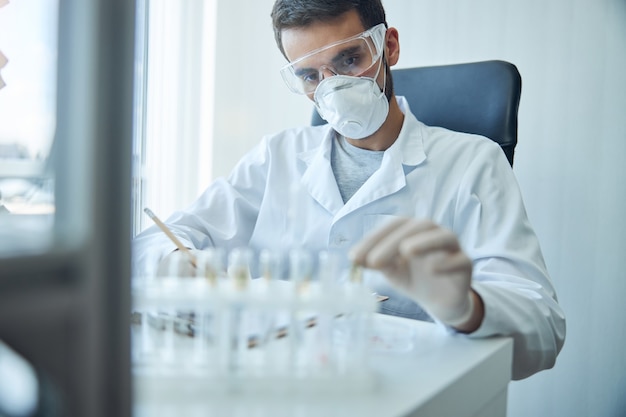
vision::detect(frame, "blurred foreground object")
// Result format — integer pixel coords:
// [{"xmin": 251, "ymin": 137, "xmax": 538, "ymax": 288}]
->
[{"xmin": 0, "ymin": 0, "xmax": 8, "ymax": 89}]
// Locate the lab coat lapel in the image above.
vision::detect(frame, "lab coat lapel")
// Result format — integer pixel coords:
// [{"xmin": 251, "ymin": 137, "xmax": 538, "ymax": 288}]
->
[
  {"xmin": 342, "ymin": 152, "xmax": 407, "ymax": 213},
  {"xmin": 297, "ymin": 102, "xmax": 426, "ymax": 218},
  {"xmin": 338, "ymin": 107, "xmax": 427, "ymax": 217},
  {"xmin": 298, "ymin": 131, "xmax": 344, "ymax": 215}
]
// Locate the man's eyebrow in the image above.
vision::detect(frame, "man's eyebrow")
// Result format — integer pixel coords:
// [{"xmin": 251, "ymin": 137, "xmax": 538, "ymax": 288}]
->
[
  {"xmin": 294, "ymin": 66, "xmax": 316, "ymax": 77},
  {"xmin": 292, "ymin": 44, "xmax": 364, "ymax": 77}
]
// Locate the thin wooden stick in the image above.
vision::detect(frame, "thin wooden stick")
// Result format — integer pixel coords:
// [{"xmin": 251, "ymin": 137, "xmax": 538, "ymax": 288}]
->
[{"xmin": 144, "ymin": 207, "xmax": 197, "ymax": 267}]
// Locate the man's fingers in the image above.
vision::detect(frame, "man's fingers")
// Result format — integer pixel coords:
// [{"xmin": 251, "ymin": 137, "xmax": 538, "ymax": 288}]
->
[
  {"xmin": 433, "ymin": 251, "xmax": 472, "ymax": 274},
  {"xmin": 398, "ymin": 227, "xmax": 461, "ymax": 257},
  {"xmin": 367, "ymin": 220, "xmax": 438, "ymax": 268},
  {"xmin": 349, "ymin": 217, "xmax": 408, "ymax": 264},
  {"xmin": 351, "ymin": 218, "xmax": 438, "ymax": 268}
]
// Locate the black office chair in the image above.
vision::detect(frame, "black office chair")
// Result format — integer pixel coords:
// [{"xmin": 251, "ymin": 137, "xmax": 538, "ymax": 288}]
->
[{"xmin": 311, "ymin": 60, "xmax": 521, "ymax": 166}]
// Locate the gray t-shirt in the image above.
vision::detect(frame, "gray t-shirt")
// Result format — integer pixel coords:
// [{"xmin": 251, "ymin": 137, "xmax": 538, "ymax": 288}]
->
[{"xmin": 331, "ymin": 134, "xmax": 385, "ymax": 203}]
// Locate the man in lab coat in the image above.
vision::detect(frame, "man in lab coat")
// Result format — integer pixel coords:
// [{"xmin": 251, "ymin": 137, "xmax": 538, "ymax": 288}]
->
[{"xmin": 133, "ymin": 0, "xmax": 565, "ymax": 380}]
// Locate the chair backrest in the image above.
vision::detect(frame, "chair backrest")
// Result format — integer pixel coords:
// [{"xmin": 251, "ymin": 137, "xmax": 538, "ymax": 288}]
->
[{"xmin": 311, "ymin": 60, "xmax": 521, "ymax": 166}]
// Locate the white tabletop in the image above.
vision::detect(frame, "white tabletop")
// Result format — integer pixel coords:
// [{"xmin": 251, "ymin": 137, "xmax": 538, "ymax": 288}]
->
[{"xmin": 133, "ymin": 313, "xmax": 512, "ymax": 417}]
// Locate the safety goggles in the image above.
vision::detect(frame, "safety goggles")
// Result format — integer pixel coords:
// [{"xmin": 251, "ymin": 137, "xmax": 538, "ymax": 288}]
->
[{"xmin": 280, "ymin": 23, "xmax": 387, "ymax": 95}]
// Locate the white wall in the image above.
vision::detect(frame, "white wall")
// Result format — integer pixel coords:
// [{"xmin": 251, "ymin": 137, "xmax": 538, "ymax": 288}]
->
[
  {"xmin": 212, "ymin": 0, "xmax": 312, "ymax": 179},
  {"xmin": 212, "ymin": 1, "xmax": 626, "ymax": 416},
  {"xmin": 381, "ymin": 1, "xmax": 626, "ymax": 416}
]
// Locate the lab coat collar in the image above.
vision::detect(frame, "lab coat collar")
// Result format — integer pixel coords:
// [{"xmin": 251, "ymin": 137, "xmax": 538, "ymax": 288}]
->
[
  {"xmin": 298, "ymin": 127, "xmax": 345, "ymax": 214},
  {"xmin": 392, "ymin": 96, "xmax": 427, "ymax": 167},
  {"xmin": 340, "ymin": 99, "xmax": 427, "ymax": 214},
  {"xmin": 297, "ymin": 97, "xmax": 427, "ymax": 216}
]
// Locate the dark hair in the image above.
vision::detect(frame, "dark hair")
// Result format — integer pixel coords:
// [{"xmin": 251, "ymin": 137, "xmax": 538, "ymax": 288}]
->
[{"xmin": 271, "ymin": 0, "xmax": 387, "ymax": 59}]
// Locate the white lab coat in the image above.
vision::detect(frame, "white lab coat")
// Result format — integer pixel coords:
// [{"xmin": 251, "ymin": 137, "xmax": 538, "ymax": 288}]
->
[{"xmin": 133, "ymin": 97, "xmax": 566, "ymax": 380}]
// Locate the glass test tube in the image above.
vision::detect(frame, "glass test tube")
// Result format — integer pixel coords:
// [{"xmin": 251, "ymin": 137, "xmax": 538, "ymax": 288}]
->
[
  {"xmin": 195, "ymin": 247, "xmax": 225, "ymax": 287},
  {"xmin": 229, "ymin": 247, "xmax": 252, "ymax": 290},
  {"xmin": 289, "ymin": 249, "xmax": 312, "ymax": 292},
  {"xmin": 288, "ymin": 249, "xmax": 314, "ymax": 375},
  {"xmin": 314, "ymin": 251, "xmax": 342, "ymax": 373},
  {"xmin": 256, "ymin": 249, "xmax": 284, "ymax": 376},
  {"xmin": 227, "ymin": 247, "xmax": 253, "ymax": 374},
  {"xmin": 151, "ymin": 251, "xmax": 190, "ymax": 365},
  {"xmin": 190, "ymin": 249, "xmax": 224, "ymax": 368}
]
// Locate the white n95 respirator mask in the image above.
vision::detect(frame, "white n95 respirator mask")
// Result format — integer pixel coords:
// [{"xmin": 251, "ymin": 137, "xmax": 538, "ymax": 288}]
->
[{"xmin": 313, "ymin": 72, "xmax": 389, "ymax": 140}]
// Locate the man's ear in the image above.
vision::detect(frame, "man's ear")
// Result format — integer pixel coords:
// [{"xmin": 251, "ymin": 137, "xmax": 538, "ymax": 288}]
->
[{"xmin": 385, "ymin": 27, "xmax": 400, "ymax": 67}]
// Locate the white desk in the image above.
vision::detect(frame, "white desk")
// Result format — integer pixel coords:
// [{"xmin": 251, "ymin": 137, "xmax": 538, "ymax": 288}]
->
[{"xmin": 133, "ymin": 314, "xmax": 512, "ymax": 417}]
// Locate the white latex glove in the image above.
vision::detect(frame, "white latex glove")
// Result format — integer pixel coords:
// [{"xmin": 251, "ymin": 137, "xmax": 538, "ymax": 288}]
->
[{"xmin": 350, "ymin": 217, "xmax": 478, "ymax": 329}]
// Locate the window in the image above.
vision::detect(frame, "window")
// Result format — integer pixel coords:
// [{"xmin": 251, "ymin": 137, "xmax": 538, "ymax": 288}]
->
[
  {"xmin": 132, "ymin": 0, "xmax": 217, "ymax": 236},
  {"xmin": 0, "ymin": 0, "xmax": 58, "ymax": 253},
  {"xmin": 0, "ymin": 0, "xmax": 135, "ymax": 415}
]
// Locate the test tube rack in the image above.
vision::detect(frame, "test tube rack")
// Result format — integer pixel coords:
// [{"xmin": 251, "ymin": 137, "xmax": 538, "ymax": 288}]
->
[{"xmin": 131, "ymin": 249, "xmax": 380, "ymax": 395}]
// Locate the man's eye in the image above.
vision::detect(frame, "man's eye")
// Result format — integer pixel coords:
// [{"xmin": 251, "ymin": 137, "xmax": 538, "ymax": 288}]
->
[
  {"xmin": 343, "ymin": 56, "xmax": 357, "ymax": 66},
  {"xmin": 337, "ymin": 54, "xmax": 361, "ymax": 72},
  {"xmin": 300, "ymin": 72, "xmax": 319, "ymax": 84}
]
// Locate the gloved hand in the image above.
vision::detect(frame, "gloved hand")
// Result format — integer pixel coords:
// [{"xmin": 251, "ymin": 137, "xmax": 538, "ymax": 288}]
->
[
  {"xmin": 157, "ymin": 249, "xmax": 199, "ymax": 277},
  {"xmin": 349, "ymin": 217, "xmax": 481, "ymax": 330}
]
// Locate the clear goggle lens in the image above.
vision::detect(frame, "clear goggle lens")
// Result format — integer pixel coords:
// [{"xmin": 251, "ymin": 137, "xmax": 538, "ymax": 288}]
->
[{"xmin": 280, "ymin": 23, "xmax": 387, "ymax": 95}]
